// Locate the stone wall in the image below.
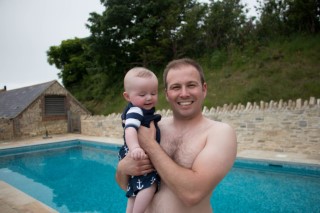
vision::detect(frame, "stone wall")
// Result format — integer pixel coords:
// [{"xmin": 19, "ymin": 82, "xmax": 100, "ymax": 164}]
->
[
  {"xmin": 0, "ymin": 119, "xmax": 14, "ymax": 140},
  {"xmin": 203, "ymin": 97, "xmax": 320, "ymax": 155},
  {"xmin": 17, "ymin": 97, "xmax": 68, "ymax": 137},
  {"xmin": 81, "ymin": 97, "xmax": 320, "ymax": 155},
  {"xmin": 81, "ymin": 114, "xmax": 123, "ymax": 139}
]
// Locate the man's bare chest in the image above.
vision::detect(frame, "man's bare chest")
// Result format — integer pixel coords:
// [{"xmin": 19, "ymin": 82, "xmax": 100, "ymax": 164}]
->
[{"xmin": 160, "ymin": 133, "xmax": 206, "ymax": 168}]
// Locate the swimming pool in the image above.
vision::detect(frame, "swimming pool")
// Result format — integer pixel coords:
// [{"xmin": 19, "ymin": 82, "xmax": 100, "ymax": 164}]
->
[{"xmin": 0, "ymin": 140, "xmax": 319, "ymax": 213}]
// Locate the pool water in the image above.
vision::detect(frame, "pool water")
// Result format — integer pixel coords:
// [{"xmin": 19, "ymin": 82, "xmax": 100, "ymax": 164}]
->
[{"xmin": 0, "ymin": 140, "xmax": 319, "ymax": 213}]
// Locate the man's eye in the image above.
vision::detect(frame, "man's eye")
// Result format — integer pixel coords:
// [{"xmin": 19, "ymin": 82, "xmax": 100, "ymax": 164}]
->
[{"xmin": 171, "ymin": 86, "xmax": 180, "ymax": 90}]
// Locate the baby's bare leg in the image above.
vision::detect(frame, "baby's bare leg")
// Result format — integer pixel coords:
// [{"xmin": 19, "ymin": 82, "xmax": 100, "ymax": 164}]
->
[
  {"xmin": 126, "ymin": 197, "xmax": 135, "ymax": 213},
  {"xmin": 133, "ymin": 184, "xmax": 157, "ymax": 213}
]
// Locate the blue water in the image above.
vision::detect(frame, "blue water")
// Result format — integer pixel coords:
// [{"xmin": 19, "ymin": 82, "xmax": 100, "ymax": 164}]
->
[{"xmin": 0, "ymin": 140, "xmax": 319, "ymax": 213}]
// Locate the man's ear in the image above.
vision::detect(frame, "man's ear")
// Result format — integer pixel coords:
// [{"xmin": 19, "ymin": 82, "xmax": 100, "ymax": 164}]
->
[
  {"xmin": 123, "ymin": 92, "xmax": 130, "ymax": 102},
  {"xmin": 165, "ymin": 88, "xmax": 169, "ymax": 102},
  {"xmin": 202, "ymin": 82, "xmax": 207, "ymax": 98}
]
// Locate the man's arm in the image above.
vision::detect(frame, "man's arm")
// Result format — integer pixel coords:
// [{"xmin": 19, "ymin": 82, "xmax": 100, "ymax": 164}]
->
[
  {"xmin": 138, "ymin": 122, "xmax": 237, "ymax": 206},
  {"xmin": 115, "ymin": 159, "xmax": 130, "ymax": 190}
]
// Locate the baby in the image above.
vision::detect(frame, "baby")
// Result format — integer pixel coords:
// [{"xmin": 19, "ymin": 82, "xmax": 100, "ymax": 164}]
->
[{"xmin": 118, "ymin": 67, "xmax": 161, "ymax": 213}]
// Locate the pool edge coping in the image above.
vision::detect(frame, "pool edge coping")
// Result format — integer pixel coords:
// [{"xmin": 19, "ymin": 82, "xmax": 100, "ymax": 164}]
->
[
  {"xmin": 1, "ymin": 135, "xmax": 319, "ymax": 167},
  {"xmin": 0, "ymin": 180, "xmax": 58, "ymax": 213}
]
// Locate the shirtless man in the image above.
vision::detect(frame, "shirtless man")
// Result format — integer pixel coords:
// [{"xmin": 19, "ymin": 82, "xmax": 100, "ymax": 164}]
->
[{"xmin": 116, "ymin": 58, "xmax": 237, "ymax": 212}]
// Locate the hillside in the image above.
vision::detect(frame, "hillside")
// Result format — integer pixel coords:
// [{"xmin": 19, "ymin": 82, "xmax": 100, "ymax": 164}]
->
[{"xmin": 85, "ymin": 35, "xmax": 320, "ymax": 115}]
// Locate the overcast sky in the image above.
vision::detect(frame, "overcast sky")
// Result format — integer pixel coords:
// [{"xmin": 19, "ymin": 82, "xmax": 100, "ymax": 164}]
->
[
  {"xmin": 0, "ymin": 0, "xmax": 257, "ymax": 91},
  {"xmin": 0, "ymin": 0, "xmax": 104, "ymax": 90}
]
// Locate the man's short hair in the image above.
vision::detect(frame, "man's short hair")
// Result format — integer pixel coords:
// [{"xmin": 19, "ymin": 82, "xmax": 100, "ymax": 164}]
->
[{"xmin": 163, "ymin": 58, "xmax": 205, "ymax": 89}]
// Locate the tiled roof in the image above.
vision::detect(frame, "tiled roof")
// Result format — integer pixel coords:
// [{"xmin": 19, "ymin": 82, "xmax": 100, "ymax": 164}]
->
[{"xmin": 0, "ymin": 81, "xmax": 56, "ymax": 119}]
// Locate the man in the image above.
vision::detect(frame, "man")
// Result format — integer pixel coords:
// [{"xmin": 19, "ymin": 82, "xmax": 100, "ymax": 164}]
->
[{"xmin": 116, "ymin": 58, "xmax": 237, "ymax": 212}]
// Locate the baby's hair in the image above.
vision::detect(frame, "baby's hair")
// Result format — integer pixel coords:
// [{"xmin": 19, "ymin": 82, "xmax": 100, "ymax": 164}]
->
[
  {"xmin": 130, "ymin": 67, "xmax": 154, "ymax": 78},
  {"xmin": 124, "ymin": 67, "xmax": 157, "ymax": 91}
]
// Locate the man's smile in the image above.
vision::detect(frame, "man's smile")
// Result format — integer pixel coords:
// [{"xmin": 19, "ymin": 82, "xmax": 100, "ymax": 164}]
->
[{"xmin": 178, "ymin": 101, "xmax": 193, "ymax": 106}]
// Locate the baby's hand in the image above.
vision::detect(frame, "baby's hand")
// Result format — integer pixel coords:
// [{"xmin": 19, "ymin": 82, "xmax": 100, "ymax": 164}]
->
[{"xmin": 130, "ymin": 147, "xmax": 147, "ymax": 160}]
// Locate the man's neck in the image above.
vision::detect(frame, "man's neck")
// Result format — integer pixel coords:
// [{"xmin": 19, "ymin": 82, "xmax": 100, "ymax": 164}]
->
[{"xmin": 172, "ymin": 112, "xmax": 204, "ymax": 129}]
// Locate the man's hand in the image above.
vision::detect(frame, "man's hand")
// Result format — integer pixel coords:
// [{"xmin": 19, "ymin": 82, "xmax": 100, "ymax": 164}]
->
[
  {"xmin": 138, "ymin": 121, "xmax": 156, "ymax": 149},
  {"xmin": 120, "ymin": 154, "xmax": 154, "ymax": 176},
  {"xmin": 116, "ymin": 154, "xmax": 154, "ymax": 190}
]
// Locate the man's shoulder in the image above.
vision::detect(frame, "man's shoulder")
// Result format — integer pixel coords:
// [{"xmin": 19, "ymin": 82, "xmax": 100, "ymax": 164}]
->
[
  {"xmin": 205, "ymin": 118, "xmax": 235, "ymax": 139},
  {"xmin": 206, "ymin": 119, "xmax": 236, "ymax": 145},
  {"xmin": 207, "ymin": 118, "xmax": 233, "ymax": 130},
  {"xmin": 158, "ymin": 116, "xmax": 173, "ymax": 127}
]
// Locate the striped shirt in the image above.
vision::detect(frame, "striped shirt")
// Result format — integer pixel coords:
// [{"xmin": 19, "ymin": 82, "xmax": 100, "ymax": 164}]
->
[{"xmin": 124, "ymin": 106, "xmax": 144, "ymax": 130}]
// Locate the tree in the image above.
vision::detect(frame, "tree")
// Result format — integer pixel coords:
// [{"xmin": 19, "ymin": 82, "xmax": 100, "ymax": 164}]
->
[
  {"xmin": 256, "ymin": 0, "xmax": 320, "ymax": 39},
  {"xmin": 47, "ymin": 38, "xmax": 91, "ymax": 90},
  {"xmin": 86, "ymin": 0, "xmax": 198, "ymax": 69},
  {"xmin": 174, "ymin": 2, "xmax": 208, "ymax": 57},
  {"xmin": 204, "ymin": 0, "xmax": 247, "ymax": 51},
  {"xmin": 285, "ymin": 0, "xmax": 320, "ymax": 34}
]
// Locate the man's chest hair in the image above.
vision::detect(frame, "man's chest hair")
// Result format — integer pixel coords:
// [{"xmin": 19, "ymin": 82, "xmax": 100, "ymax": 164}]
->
[{"xmin": 161, "ymin": 134, "xmax": 204, "ymax": 168}]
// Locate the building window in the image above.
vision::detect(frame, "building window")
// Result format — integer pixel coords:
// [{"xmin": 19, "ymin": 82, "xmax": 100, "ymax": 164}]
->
[{"xmin": 45, "ymin": 95, "xmax": 66, "ymax": 115}]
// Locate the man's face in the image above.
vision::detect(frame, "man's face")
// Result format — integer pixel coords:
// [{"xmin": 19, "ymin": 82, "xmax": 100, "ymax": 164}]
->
[{"xmin": 165, "ymin": 65, "xmax": 207, "ymax": 119}]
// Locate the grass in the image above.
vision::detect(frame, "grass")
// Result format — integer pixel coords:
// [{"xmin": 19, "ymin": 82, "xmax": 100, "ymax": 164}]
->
[{"xmin": 84, "ymin": 34, "xmax": 320, "ymax": 115}]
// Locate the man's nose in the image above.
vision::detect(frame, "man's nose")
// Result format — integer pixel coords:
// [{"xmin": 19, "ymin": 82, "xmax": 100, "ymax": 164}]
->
[{"xmin": 180, "ymin": 86, "xmax": 189, "ymax": 97}]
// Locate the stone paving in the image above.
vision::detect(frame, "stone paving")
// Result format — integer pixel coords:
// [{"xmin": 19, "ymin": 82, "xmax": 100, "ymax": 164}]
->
[
  {"xmin": 0, "ymin": 181, "xmax": 57, "ymax": 213},
  {"xmin": 0, "ymin": 134, "xmax": 319, "ymax": 212}
]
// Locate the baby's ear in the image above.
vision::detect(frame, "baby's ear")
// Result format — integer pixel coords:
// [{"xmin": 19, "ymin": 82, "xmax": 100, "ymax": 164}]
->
[{"xmin": 123, "ymin": 92, "xmax": 130, "ymax": 101}]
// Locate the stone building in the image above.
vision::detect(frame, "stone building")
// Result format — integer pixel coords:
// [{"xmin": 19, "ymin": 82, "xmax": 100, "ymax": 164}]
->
[{"xmin": 0, "ymin": 80, "xmax": 91, "ymax": 141}]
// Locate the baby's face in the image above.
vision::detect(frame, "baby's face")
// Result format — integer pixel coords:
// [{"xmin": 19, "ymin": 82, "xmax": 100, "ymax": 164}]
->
[{"xmin": 125, "ymin": 76, "xmax": 158, "ymax": 110}]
